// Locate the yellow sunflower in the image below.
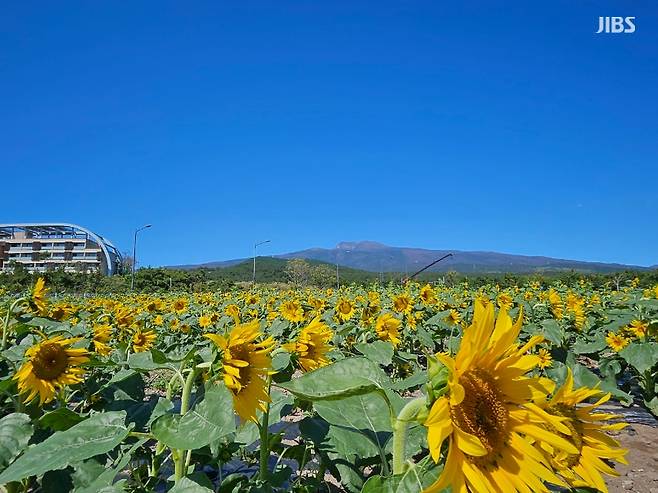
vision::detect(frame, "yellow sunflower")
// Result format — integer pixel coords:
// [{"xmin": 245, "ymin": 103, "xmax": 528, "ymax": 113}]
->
[
  {"xmin": 497, "ymin": 292, "xmax": 513, "ymax": 309},
  {"xmin": 334, "ymin": 299, "xmax": 355, "ymax": 322},
  {"xmin": 172, "ymin": 298, "xmax": 188, "ymax": 314},
  {"xmin": 423, "ymin": 301, "xmax": 578, "ymax": 493},
  {"xmin": 132, "ymin": 329, "xmax": 156, "ymax": 352},
  {"xmin": 392, "ymin": 293, "xmax": 413, "ymax": 314},
  {"xmin": 605, "ymin": 332, "xmax": 628, "ymax": 352},
  {"xmin": 29, "ymin": 277, "xmax": 49, "ymax": 315},
  {"xmin": 205, "ymin": 320, "xmax": 275, "ymax": 422},
  {"xmin": 199, "ymin": 314, "xmax": 213, "ymax": 329},
  {"xmin": 446, "ymin": 309, "xmax": 461, "ymax": 325},
  {"xmin": 15, "ymin": 335, "xmax": 89, "ymax": 404},
  {"xmin": 375, "ymin": 313, "xmax": 401, "ymax": 347},
  {"xmin": 283, "ymin": 318, "xmax": 332, "ymax": 372},
  {"xmin": 92, "ymin": 324, "xmax": 113, "ymax": 356},
  {"xmin": 420, "ymin": 284, "xmax": 437, "ymax": 305},
  {"xmin": 224, "ymin": 304, "xmax": 241, "ymax": 323},
  {"xmin": 627, "ymin": 320, "xmax": 648, "ymax": 339},
  {"xmin": 280, "ymin": 300, "xmax": 304, "ymax": 323},
  {"xmin": 537, "ymin": 348, "xmax": 553, "ymax": 369},
  {"xmin": 537, "ymin": 369, "xmax": 628, "ymax": 492}
]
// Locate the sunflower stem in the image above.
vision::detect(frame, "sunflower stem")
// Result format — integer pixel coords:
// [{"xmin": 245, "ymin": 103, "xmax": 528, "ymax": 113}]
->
[
  {"xmin": 1, "ymin": 298, "xmax": 26, "ymax": 351},
  {"xmin": 258, "ymin": 377, "xmax": 272, "ymax": 481},
  {"xmin": 174, "ymin": 367, "xmax": 198, "ymax": 481},
  {"xmin": 392, "ymin": 396, "xmax": 426, "ymax": 475}
]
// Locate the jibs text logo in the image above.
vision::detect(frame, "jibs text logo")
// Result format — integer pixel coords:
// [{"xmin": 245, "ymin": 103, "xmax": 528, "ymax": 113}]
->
[{"xmin": 596, "ymin": 16, "xmax": 636, "ymax": 34}]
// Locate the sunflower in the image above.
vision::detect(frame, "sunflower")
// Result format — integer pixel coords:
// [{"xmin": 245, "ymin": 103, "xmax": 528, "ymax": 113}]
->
[
  {"xmin": 29, "ymin": 277, "xmax": 49, "ymax": 315},
  {"xmin": 205, "ymin": 320, "xmax": 275, "ymax": 422},
  {"xmin": 199, "ymin": 314, "xmax": 213, "ymax": 329},
  {"xmin": 420, "ymin": 284, "xmax": 437, "ymax": 305},
  {"xmin": 280, "ymin": 300, "xmax": 304, "ymax": 323},
  {"xmin": 537, "ymin": 348, "xmax": 553, "ymax": 369},
  {"xmin": 548, "ymin": 289, "xmax": 564, "ymax": 319},
  {"xmin": 361, "ymin": 304, "xmax": 379, "ymax": 325},
  {"xmin": 626, "ymin": 320, "xmax": 648, "ymax": 339},
  {"xmin": 15, "ymin": 335, "xmax": 89, "ymax": 404},
  {"xmin": 172, "ymin": 298, "xmax": 188, "ymax": 314},
  {"xmin": 537, "ymin": 369, "xmax": 628, "ymax": 492},
  {"xmin": 392, "ymin": 293, "xmax": 413, "ymax": 314},
  {"xmin": 132, "ymin": 329, "xmax": 156, "ymax": 352},
  {"xmin": 423, "ymin": 301, "xmax": 578, "ymax": 493},
  {"xmin": 92, "ymin": 324, "xmax": 113, "ymax": 356},
  {"xmin": 497, "ymin": 292, "xmax": 513, "ymax": 309},
  {"xmin": 284, "ymin": 318, "xmax": 333, "ymax": 372},
  {"xmin": 605, "ymin": 332, "xmax": 628, "ymax": 352},
  {"xmin": 49, "ymin": 303, "xmax": 74, "ymax": 321},
  {"xmin": 245, "ymin": 293, "xmax": 260, "ymax": 305},
  {"xmin": 334, "ymin": 299, "xmax": 355, "ymax": 322},
  {"xmin": 224, "ymin": 304, "xmax": 241, "ymax": 323},
  {"xmin": 375, "ymin": 313, "xmax": 401, "ymax": 346},
  {"xmin": 446, "ymin": 309, "xmax": 461, "ymax": 325}
]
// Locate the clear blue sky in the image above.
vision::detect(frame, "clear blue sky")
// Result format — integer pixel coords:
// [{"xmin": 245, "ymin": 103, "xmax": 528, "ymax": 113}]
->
[{"xmin": 2, "ymin": 1, "xmax": 657, "ymax": 268}]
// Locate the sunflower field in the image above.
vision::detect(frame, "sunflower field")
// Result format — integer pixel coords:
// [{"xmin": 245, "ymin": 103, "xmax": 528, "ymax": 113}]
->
[{"xmin": 0, "ymin": 278, "xmax": 657, "ymax": 493}]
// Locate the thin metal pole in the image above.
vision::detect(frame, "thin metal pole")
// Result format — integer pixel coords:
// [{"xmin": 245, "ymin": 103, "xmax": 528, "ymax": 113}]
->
[
  {"xmin": 130, "ymin": 230, "xmax": 138, "ymax": 290},
  {"xmin": 253, "ymin": 244, "xmax": 257, "ymax": 285},
  {"xmin": 131, "ymin": 224, "xmax": 152, "ymax": 291},
  {"xmin": 252, "ymin": 240, "xmax": 271, "ymax": 286},
  {"xmin": 402, "ymin": 253, "xmax": 453, "ymax": 284}
]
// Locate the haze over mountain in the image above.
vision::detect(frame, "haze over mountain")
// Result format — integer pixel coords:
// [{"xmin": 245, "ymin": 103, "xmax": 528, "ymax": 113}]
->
[{"xmin": 172, "ymin": 241, "xmax": 650, "ymax": 274}]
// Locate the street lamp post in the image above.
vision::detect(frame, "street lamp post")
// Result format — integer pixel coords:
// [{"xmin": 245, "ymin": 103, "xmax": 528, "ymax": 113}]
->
[
  {"xmin": 131, "ymin": 224, "xmax": 152, "ymax": 291},
  {"xmin": 253, "ymin": 240, "xmax": 271, "ymax": 285},
  {"xmin": 335, "ymin": 249, "xmax": 350, "ymax": 290}
]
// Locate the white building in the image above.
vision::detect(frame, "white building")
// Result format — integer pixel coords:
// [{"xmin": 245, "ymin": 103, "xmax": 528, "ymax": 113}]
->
[{"xmin": 0, "ymin": 223, "xmax": 122, "ymax": 275}]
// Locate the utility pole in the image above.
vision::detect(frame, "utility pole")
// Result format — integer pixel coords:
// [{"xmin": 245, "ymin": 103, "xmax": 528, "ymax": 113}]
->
[
  {"xmin": 131, "ymin": 224, "xmax": 152, "ymax": 291},
  {"xmin": 253, "ymin": 240, "xmax": 271, "ymax": 285}
]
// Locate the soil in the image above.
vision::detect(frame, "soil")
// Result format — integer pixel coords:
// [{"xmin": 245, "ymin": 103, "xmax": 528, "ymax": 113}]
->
[{"xmin": 607, "ymin": 423, "xmax": 658, "ymax": 493}]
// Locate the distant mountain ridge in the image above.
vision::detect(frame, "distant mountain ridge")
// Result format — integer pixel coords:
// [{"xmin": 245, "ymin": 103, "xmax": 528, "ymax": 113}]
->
[{"xmin": 170, "ymin": 241, "xmax": 651, "ymax": 274}]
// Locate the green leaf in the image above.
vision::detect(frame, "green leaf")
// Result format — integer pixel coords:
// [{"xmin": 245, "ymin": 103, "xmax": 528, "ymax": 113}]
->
[
  {"xmin": 314, "ymin": 392, "xmax": 392, "ymax": 433},
  {"xmin": 233, "ymin": 389, "xmax": 293, "ymax": 446},
  {"xmin": 645, "ymin": 396, "xmax": 658, "ymax": 416},
  {"xmin": 572, "ymin": 333, "xmax": 607, "ymax": 355},
  {"xmin": 361, "ymin": 459, "xmax": 443, "ymax": 493},
  {"xmin": 571, "ymin": 363, "xmax": 633, "ymax": 405},
  {"xmin": 39, "ymin": 408, "xmax": 86, "ymax": 432},
  {"xmin": 0, "ymin": 413, "xmax": 33, "ymax": 469},
  {"xmin": 355, "ymin": 341, "xmax": 394, "ymax": 366},
  {"xmin": 73, "ymin": 439, "xmax": 146, "ymax": 493},
  {"xmin": 299, "ymin": 416, "xmax": 380, "ymax": 460},
  {"xmin": 169, "ymin": 477, "xmax": 214, "ymax": 493},
  {"xmin": 278, "ymin": 357, "xmax": 389, "ymax": 401},
  {"xmin": 0, "ymin": 411, "xmax": 131, "ymax": 484},
  {"xmin": 390, "ymin": 371, "xmax": 426, "ymax": 391},
  {"xmin": 151, "ymin": 384, "xmax": 236, "ymax": 449},
  {"xmin": 128, "ymin": 350, "xmax": 178, "ymax": 371},
  {"xmin": 539, "ymin": 319, "xmax": 563, "ymax": 345},
  {"xmin": 272, "ymin": 351, "xmax": 291, "ymax": 372},
  {"xmin": 619, "ymin": 343, "xmax": 658, "ymax": 374}
]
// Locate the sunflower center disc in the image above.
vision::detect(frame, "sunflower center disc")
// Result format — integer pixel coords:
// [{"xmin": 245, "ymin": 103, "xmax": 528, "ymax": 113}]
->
[
  {"xmin": 32, "ymin": 343, "xmax": 69, "ymax": 380},
  {"xmin": 452, "ymin": 369, "xmax": 509, "ymax": 465}
]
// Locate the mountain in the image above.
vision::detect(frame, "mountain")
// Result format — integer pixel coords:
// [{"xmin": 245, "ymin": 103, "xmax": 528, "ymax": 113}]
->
[{"xmin": 171, "ymin": 241, "xmax": 651, "ymax": 274}]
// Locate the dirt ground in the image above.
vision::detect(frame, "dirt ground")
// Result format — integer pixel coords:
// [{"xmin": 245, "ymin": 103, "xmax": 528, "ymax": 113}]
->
[{"xmin": 607, "ymin": 423, "xmax": 658, "ymax": 493}]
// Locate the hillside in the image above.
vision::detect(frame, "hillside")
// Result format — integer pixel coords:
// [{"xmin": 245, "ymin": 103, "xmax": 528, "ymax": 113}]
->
[
  {"xmin": 174, "ymin": 241, "xmax": 650, "ymax": 274},
  {"xmin": 202, "ymin": 257, "xmax": 382, "ymax": 284}
]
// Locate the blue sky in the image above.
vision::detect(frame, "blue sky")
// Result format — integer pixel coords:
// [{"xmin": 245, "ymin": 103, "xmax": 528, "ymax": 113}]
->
[{"xmin": 2, "ymin": 1, "xmax": 657, "ymax": 268}]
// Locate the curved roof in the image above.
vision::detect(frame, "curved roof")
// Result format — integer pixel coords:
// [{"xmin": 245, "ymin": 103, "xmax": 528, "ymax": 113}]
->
[{"xmin": 0, "ymin": 223, "xmax": 122, "ymax": 275}]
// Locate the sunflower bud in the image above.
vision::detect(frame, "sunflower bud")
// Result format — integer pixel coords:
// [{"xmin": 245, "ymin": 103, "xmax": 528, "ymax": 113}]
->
[{"xmin": 426, "ymin": 353, "xmax": 449, "ymax": 401}]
